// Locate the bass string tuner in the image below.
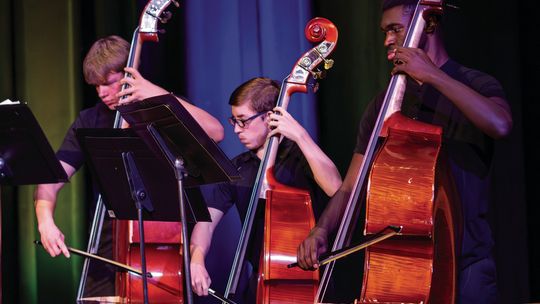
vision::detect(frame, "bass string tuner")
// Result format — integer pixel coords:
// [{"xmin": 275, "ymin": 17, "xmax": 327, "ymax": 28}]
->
[
  {"xmin": 161, "ymin": 11, "xmax": 172, "ymax": 23},
  {"xmin": 314, "ymin": 47, "xmax": 334, "ymax": 70},
  {"xmin": 172, "ymin": 0, "xmax": 180, "ymax": 7},
  {"xmin": 310, "ymin": 69, "xmax": 327, "ymax": 80}
]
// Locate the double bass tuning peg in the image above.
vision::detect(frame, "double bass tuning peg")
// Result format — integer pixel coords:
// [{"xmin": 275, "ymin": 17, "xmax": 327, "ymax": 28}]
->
[
  {"xmin": 160, "ymin": 11, "xmax": 172, "ymax": 23},
  {"xmin": 314, "ymin": 46, "xmax": 334, "ymax": 70},
  {"xmin": 311, "ymin": 69, "xmax": 327, "ymax": 80},
  {"xmin": 323, "ymin": 58, "xmax": 334, "ymax": 70}
]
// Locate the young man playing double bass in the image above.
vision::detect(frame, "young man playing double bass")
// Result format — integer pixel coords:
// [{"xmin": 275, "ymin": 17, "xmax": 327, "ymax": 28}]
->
[
  {"xmin": 34, "ymin": 35, "xmax": 224, "ymax": 295},
  {"xmin": 297, "ymin": 1, "xmax": 512, "ymax": 303},
  {"xmin": 189, "ymin": 77, "xmax": 342, "ymax": 303}
]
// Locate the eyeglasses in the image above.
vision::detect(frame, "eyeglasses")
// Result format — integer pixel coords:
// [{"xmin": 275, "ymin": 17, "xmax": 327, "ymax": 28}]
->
[{"xmin": 228, "ymin": 112, "xmax": 266, "ymax": 128}]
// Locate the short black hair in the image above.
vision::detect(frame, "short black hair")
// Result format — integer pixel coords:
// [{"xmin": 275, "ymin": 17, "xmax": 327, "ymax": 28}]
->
[
  {"xmin": 382, "ymin": 0, "xmax": 419, "ymax": 11},
  {"xmin": 228, "ymin": 77, "xmax": 279, "ymax": 113}
]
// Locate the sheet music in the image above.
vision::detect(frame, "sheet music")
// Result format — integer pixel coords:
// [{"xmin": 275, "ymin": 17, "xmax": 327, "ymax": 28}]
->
[{"xmin": 1, "ymin": 99, "xmax": 20, "ymax": 105}]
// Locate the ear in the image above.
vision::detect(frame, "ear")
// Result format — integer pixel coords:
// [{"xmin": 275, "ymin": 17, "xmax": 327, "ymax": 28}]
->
[{"xmin": 265, "ymin": 111, "xmax": 273, "ymax": 121}]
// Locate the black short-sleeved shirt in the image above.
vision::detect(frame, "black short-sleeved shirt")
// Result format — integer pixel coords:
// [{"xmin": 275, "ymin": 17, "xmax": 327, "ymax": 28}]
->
[
  {"xmin": 57, "ymin": 101, "xmax": 116, "ymax": 170},
  {"xmin": 201, "ymin": 138, "xmax": 329, "ymax": 271},
  {"xmin": 55, "ymin": 101, "xmax": 117, "ymax": 295},
  {"xmin": 354, "ymin": 59, "xmax": 507, "ymax": 270}
]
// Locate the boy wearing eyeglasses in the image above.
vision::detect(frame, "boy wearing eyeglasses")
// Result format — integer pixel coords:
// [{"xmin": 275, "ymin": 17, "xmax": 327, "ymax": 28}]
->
[{"xmin": 189, "ymin": 77, "xmax": 342, "ymax": 303}]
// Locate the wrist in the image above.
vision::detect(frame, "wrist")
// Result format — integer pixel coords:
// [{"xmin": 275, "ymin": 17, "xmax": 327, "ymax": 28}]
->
[
  {"xmin": 35, "ymin": 202, "xmax": 54, "ymax": 225},
  {"xmin": 191, "ymin": 254, "xmax": 206, "ymax": 266},
  {"xmin": 311, "ymin": 226, "xmax": 328, "ymax": 238},
  {"xmin": 190, "ymin": 245, "xmax": 207, "ymax": 265},
  {"xmin": 294, "ymin": 128, "xmax": 311, "ymax": 148},
  {"xmin": 425, "ymin": 67, "xmax": 447, "ymax": 86}
]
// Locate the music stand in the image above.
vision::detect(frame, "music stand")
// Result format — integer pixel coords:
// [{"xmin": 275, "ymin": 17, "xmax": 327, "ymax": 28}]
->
[
  {"xmin": 0, "ymin": 103, "xmax": 68, "ymax": 185},
  {"xmin": 0, "ymin": 102, "xmax": 68, "ymax": 303},
  {"xmin": 78, "ymin": 93, "xmax": 240, "ymax": 304},
  {"xmin": 77, "ymin": 128, "xmax": 209, "ymax": 223}
]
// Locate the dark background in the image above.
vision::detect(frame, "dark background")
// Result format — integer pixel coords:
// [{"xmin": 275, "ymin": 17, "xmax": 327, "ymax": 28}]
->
[{"xmin": 0, "ymin": 0, "xmax": 536, "ymax": 303}]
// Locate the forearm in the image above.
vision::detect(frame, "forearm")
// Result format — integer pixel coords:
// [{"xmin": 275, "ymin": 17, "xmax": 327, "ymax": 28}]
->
[
  {"xmin": 189, "ymin": 208, "xmax": 223, "ymax": 264},
  {"xmin": 427, "ymin": 70, "xmax": 512, "ymax": 138},
  {"xmin": 313, "ymin": 153, "xmax": 364, "ymax": 234},
  {"xmin": 34, "ymin": 183, "xmax": 63, "ymax": 228},
  {"xmin": 314, "ymin": 189, "xmax": 351, "ymax": 234},
  {"xmin": 190, "ymin": 223, "xmax": 214, "ymax": 264},
  {"xmin": 295, "ymin": 130, "xmax": 342, "ymax": 197},
  {"xmin": 178, "ymin": 99, "xmax": 225, "ymax": 142}
]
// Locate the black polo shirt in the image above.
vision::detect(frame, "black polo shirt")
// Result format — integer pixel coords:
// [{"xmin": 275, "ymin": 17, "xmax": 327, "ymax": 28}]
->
[
  {"xmin": 201, "ymin": 138, "xmax": 329, "ymax": 270},
  {"xmin": 57, "ymin": 101, "xmax": 116, "ymax": 170},
  {"xmin": 355, "ymin": 59, "xmax": 507, "ymax": 270}
]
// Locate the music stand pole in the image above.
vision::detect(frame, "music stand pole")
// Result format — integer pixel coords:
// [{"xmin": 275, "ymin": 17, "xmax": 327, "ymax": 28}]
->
[
  {"xmin": 0, "ymin": 102, "xmax": 68, "ymax": 303},
  {"xmin": 0, "ymin": 174, "xmax": 2, "ymax": 304},
  {"xmin": 122, "ymin": 151, "xmax": 153, "ymax": 304},
  {"xmin": 148, "ymin": 125, "xmax": 194, "ymax": 304},
  {"xmin": 0, "ymin": 158, "xmax": 4, "ymax": 304}
]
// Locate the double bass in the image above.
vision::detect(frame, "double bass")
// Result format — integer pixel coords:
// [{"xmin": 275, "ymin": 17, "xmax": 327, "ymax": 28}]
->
[
  {"xmin": 316, "ymin": 1, "xmax": 461, "ymax": 303},
  {"xmin": 73, "ymin": 1, "xmax": 185, "ymax": 303},
  {"xmin": 223, "ymin": 17, "xmax": 338, "ymax": 303},
  {"xmin": 113, "ymin": 1, "xmax": 185, "ymax": 303}
]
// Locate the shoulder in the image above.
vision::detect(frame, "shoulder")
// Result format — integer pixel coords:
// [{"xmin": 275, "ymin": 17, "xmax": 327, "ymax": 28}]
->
[
  {"xmin": 78, "ymin": 102, "xmax": 107, "ymax": 119},
  {"xmin": 76, "ymin": 102, "xmax": 115, "ymax": 128},
  {"xmin": 447, "ymin": 60, "xmax": 506, "ymax": 98}
]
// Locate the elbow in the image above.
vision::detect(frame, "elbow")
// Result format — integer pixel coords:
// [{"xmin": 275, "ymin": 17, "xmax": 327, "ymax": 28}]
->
[
  {"xmin": 489, "ymin": 116, "xmax": 513, "ymax": 139},
  {"xmin": 328, "ymin": 180, "xmax": 343, "ymax": 197},
  {"xmin": 210, "ymin": 123, "xmax": 225, "ymax": 142},
  {"xmin": 324, "ymin": 175, "xmax": 343, "ymax": 197},
  {"xmin": 201, "ymin": 117, "xmax": 224, "ymax": 142}
]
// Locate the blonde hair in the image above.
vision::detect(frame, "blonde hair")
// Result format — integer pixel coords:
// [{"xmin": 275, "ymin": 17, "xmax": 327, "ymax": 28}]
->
[{"xmin": 83, "ymin": 35, "xmax": 130, "ymax": 85}]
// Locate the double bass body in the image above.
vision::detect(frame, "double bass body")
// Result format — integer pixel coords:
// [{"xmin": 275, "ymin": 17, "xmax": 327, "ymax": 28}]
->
[
  {"xmin": 360, "ymin": 112, "xmax": 460, "ymax": 303},
  {"xmin": 115, "ymin": 220, "xmax": 184, "ymax": 303}
]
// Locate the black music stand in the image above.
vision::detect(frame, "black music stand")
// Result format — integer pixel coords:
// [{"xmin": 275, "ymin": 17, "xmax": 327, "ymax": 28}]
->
[
  {"xmin": 0, "ymin": 103, "xmax": 68, "ymax": 185},
  {"xmin": 77, "ymin": 128, "xmax": 210, "ymax": 223},
  {"xmin": 0, "ymin": 102, "xmax": 68, "ymax": 303},
  {"xmin": 77, "ymin": 94, "xmax": 240, "ymax": 304}
]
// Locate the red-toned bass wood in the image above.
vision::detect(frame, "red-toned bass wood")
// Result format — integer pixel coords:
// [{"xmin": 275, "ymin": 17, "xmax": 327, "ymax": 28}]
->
[
  {"xmin": 112, "ymin": 1, "xmax": 185, "ymax": 303},
  {"xmin": 257, "ymin": 18, "xmax": 338, "ymax": 304},
  {"xmin": 223, "ymin": 17, "xmax": 338, "ymax": 304},
  {"xmin": 115, "ymin": 221, "xmax": 184, "ymax": 302},
  {"xmin": 315, "ymin": 1, "xmax": 461, "ymax": 303}
]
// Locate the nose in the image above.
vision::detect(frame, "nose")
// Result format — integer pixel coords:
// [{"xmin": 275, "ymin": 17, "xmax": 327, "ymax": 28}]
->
[
  {"xmin": 96, "ymin": 85, "xmax": 108, "ymax": 98},
  {"xmin": 233, "ymin": 123, "xmax": 243, "ymax": 134},
  {"xmin": 384, "ymin": 32, "xmax": 395, "ymax": 48}
]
